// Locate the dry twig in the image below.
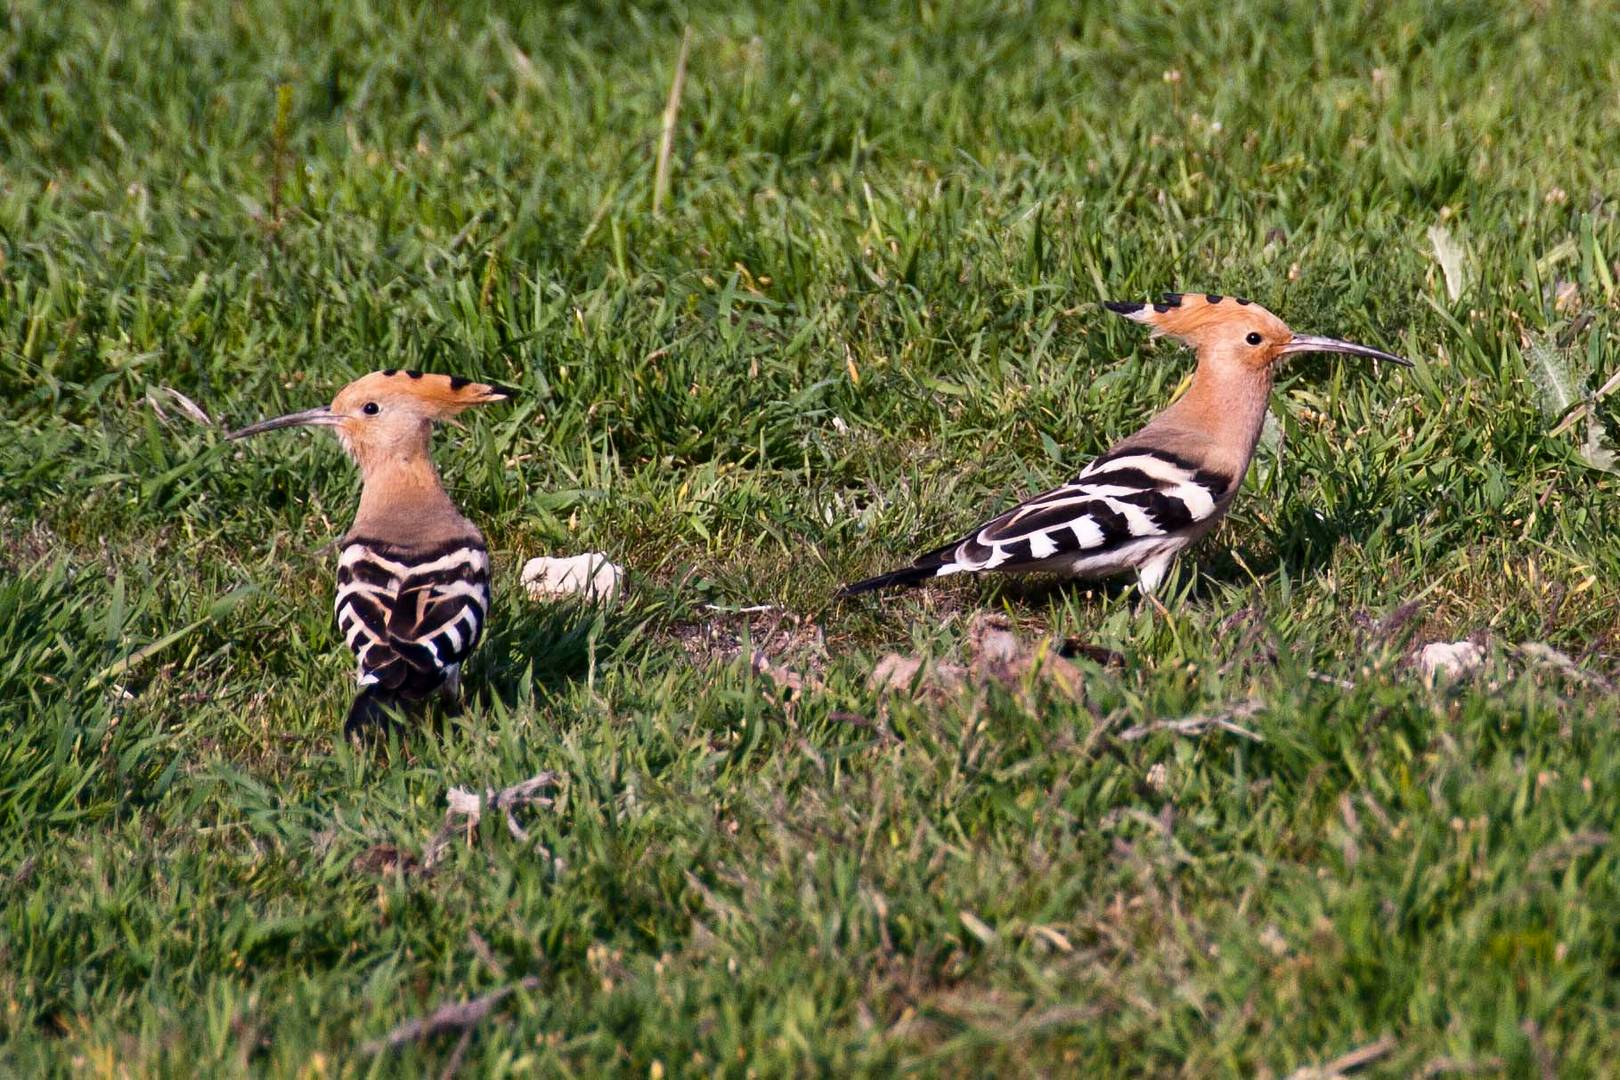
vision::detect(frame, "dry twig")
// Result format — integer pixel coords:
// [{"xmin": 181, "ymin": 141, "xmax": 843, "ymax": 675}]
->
[
  {"xmin": 652, "ymin": 28, "xmax": 691, "ymax": 215},
  {"xmin": 1548, "ymin": 364, "xmax": 1620, "ymax": 437},
  {"xmin": 422, "ymin": 772, "xmax": 561, "ymax": 869},
  {"xmin": 1118, "ymin": 702, "xmax": 1263, "ymax": 743},
  {"xmin": 361, "ymin": 977, "xmax": 542, "ymax": 1056},
  {"xmin": 147, "ymin": 385, "xmax": 215, "ymax": 427},
  {"xmin": 1285, "ymin": 1035, "xmax": 1398, "ymax": 1079}
]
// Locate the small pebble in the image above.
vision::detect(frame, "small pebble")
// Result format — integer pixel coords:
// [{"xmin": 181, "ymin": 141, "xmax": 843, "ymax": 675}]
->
[
  {"xmin": 1418, "ymin": 640, "xmax": 1483, "ymax": 682},
  {"xmin": 521, "ymin": 553, "xmax": 624, "ymax": 602}
]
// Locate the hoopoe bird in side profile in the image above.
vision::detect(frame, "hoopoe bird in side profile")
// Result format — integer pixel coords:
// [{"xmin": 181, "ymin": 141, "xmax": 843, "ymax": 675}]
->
[
  {"xmin": 841, "ymin": 293, "xmax": 1410, "ymax": 599},
  {"xmin": 228, "ymin": 370, "xmax": 515, "ymax": 737}
]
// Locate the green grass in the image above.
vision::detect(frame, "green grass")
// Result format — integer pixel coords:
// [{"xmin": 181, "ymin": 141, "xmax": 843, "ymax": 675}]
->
[{"xmin": 4, "ymin": 0, "xmax": 1620, "ymax": 1073}]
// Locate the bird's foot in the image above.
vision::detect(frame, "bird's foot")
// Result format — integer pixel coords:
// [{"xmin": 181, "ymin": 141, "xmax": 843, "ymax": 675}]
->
[{"xmin": 1131, "ymin": 588, "xmax": 1172, "ymax": 619}]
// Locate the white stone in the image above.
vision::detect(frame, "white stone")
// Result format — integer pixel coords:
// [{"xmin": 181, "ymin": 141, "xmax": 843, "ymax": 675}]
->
[
  {"xmin": 1418, "ymin": 640, "xmax": 1484, "ymax": 682},
  {"xmin": 521, "ymin": 553, "xmax": 624, "ymax": 603}
]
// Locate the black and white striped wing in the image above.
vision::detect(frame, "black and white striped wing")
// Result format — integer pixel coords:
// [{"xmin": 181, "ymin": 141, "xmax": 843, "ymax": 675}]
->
[
  {"xmin": 334, "ymin": 540, "xmax": 490, "ymax": 696},
  {"xmin": 384, "ymin": 546, "xmax": 491, "ymax": 679},
  {"xmin": 962, "ymin": 449, "xmax": 1232, "ymax": 570},
  {"xmin": 335, "ymin": 543, "xmax": 406, "ymax": 688},
  {"xmin": 885, "ymin": 449, "xmax": 1235, "ymax": 587}
]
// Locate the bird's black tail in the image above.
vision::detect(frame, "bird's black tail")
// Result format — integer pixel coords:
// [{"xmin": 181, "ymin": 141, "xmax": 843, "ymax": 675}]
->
[
  {"xmin": 840, "ymin": 538, "xmax": 965, "ymax": 597},
  {"xmin": 344, "ymin": 686, "xmax": 402, "ymax": 741},
  {"xmin": 838, "ymin": 562, "xmax": 945, "ymax": 596}
]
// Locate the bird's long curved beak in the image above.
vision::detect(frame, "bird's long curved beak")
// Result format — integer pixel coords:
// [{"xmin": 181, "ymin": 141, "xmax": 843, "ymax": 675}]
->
[
  {"xmin": 1278, "ymin": 334, "xmax": 1412, "ymax": 368},
  {"xmin": 227, "ymin": 406, "xmax": 343, "ymax": 440}
]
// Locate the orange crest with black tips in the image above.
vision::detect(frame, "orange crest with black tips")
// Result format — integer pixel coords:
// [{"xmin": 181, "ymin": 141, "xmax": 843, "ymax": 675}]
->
[
  {"xmin": 331, "ymin": 369, "xmax": 518, "ymax": 419},
  {"xmin": 1104, "ymin": 293, "xmax": 1293, "ymax": 352}
]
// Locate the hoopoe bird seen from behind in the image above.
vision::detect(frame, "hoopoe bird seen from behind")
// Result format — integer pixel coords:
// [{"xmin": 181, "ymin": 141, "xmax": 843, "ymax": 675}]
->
[
  {"xmin": 841, "ymin": 293, "xmax": 1410, "ymax": 599},
  {"xmin": 229, "ymin": 370, "xmax": 515, "ymax": 737}
]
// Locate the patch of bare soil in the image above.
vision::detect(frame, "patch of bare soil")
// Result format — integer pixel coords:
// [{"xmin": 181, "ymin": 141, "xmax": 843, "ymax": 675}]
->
[
  {"xmin": 867, "ymin": 613, "xmax": 1086, "ymax": 704},
  {"xmin": 670, "ymin": 608, "xmax": 830, "ymax": 675}
]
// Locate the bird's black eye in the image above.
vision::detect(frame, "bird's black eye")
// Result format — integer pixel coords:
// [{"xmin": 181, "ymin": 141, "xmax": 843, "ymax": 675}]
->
[
  {"xmin": 362, "ymin": 402, "xmax": 380, "ymax": 416},
  {"xmin": 1245, "ymin": 332, "xmax": 1264, "ymax": 346}
]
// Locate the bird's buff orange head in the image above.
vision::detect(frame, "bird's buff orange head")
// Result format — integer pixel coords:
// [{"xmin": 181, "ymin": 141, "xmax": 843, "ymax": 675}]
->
[
  {"xmin": 1103, "ymin": 293, "xmax": 1410, "ymax": 373},
  {"xmin": 228, "ymin": 369, "xmax": 516, "ymax": 472}
]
